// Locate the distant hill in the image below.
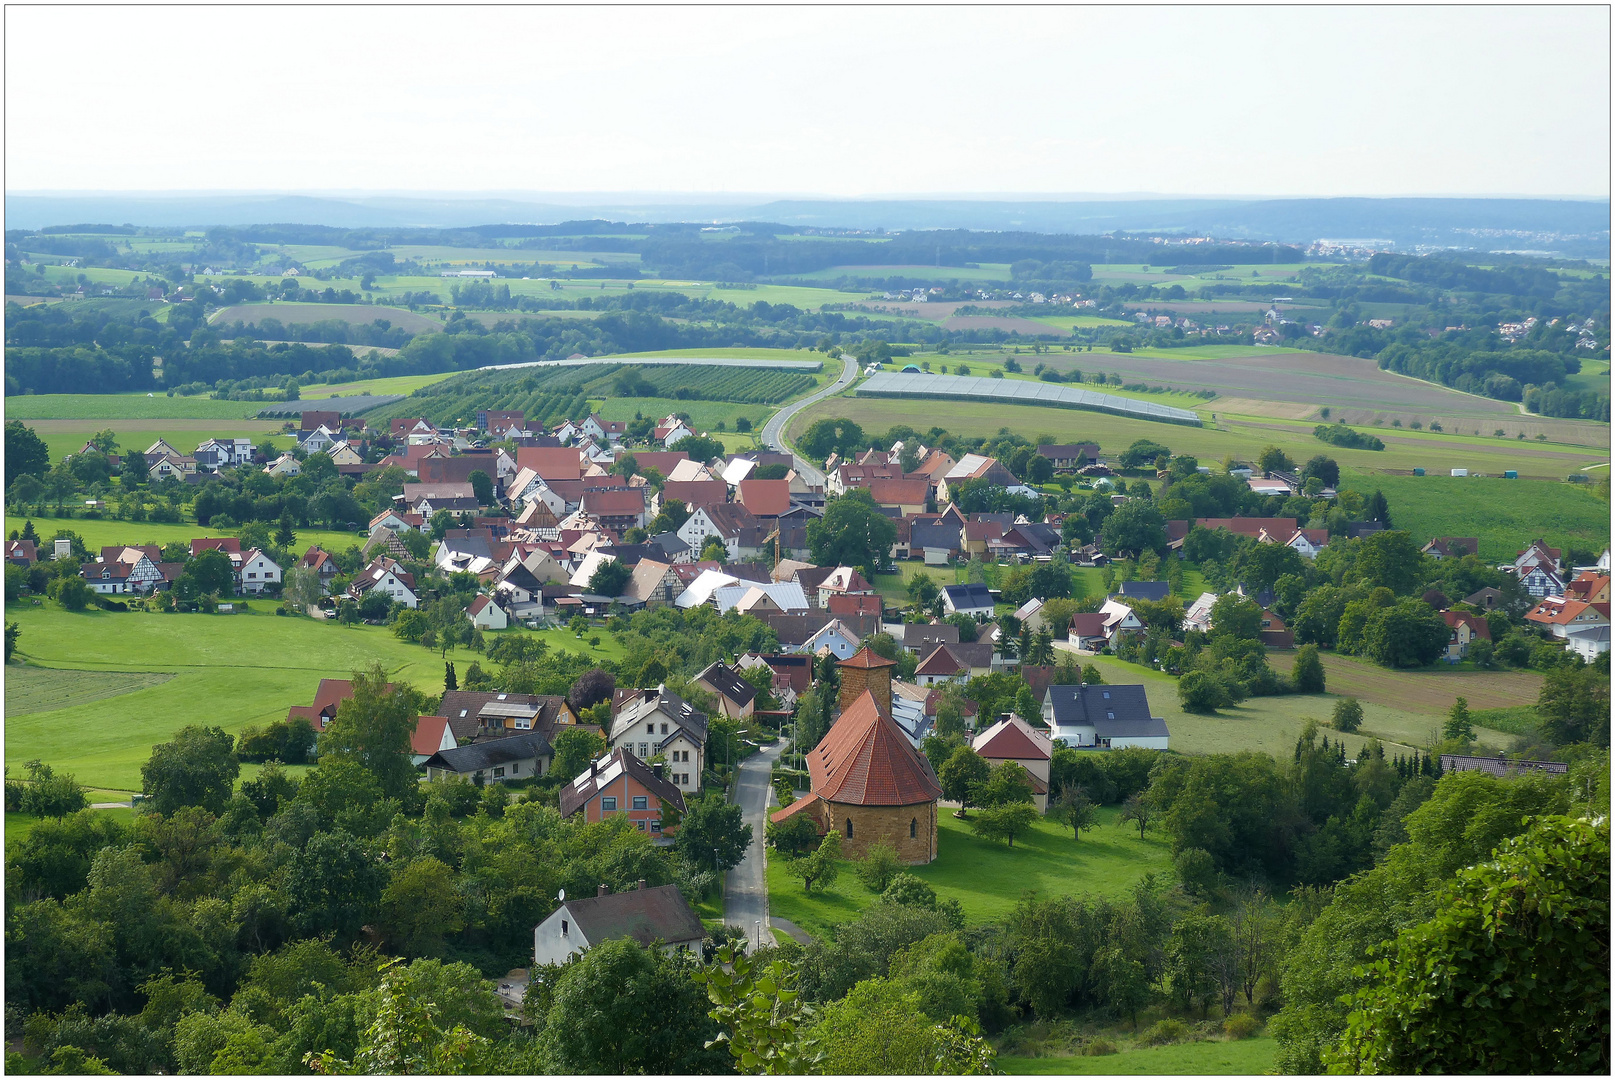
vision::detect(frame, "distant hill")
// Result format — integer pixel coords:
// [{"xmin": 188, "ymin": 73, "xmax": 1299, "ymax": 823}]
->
[{"xmin": 6, "ymin": 193, "xmax": 1608, "ymax": 256}]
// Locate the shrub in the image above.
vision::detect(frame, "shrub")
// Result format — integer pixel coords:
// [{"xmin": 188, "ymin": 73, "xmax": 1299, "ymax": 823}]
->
[
  {"xmin": 1332, "ymin": 697, "xmax": 1364, "ymax": 733},
  {"xmin": 1137, "ymin": 1019, "xmax": 1191, "ymax": 1047},
  {"xmin": 881, "ymin": 872, "xmax": 938, "ymax": 909},
  {"xmin": 1084, "ymin": 1039, "xmax": 1118, "ymax": 1056},
  {"xmin": 856, "ymin": 840, "xmax": 901, "ymax": 892},
  {"xmin": 1223, "ymin": 1012, "xmax": 1261, "ymax": 1040}
]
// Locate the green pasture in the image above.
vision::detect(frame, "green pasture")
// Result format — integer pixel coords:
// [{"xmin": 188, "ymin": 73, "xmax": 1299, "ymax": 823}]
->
[
  {"xmin": 2, "ymin": 603, "xmax": 622, "ymax": 792},
  {"xmin": 702, "ymin": 284, "xmax": 862, "ymax": 309},
  {"xmin": 1335, "ymin": 470, "xmax": 1610, "ymax": 561},
  {"xmin": 1067, "ymin": 652, "xmax": 1513, "ymax": 759},
  {"xmin": 300, "ymin": 372, "xmax": 457, "ymax": 399},
  {"xmin": 1564, "ymin": 357, "xmax": 1611, "ymax": 395},
  {"xmin": 788, "ymin": 392, "xmax": 1604, "ymax": 483},
  {"xmin": 999, "ymin": 1036, "xmax": 1276, "ymax": 1075},
  {"xmin": 765, "ymin": 806, "xmax": 1173, "ymax": 940},
  {"xmin": 5, "ymin": 394, "xmax": 264, "ymax": 421},
  {"xmin": 609, "ymin": 346, "xmax": 829, "ymax": 366},
  {"xmin": 29, "ymin": 265, "xmax": 149, "ymax": 288},
  {"xmin": 382, "ymin": 245, "xmax": 636, "ymax": 267},
  {"xmin": 783, "ymin": 263, "xmax": 1016, "ymax": 283},
  {"xmin": 5, "ymin": 513, "xmax": 365, "ymax": 558},
  {"xmin": 23, "ymin": 423, "xmax": 288, "ymax": 464},
  {"xmin": 208, "ymin": 302, "xmax": 442, "ymax": 334},
  {"xmin": 1023, "ymin": 313, "xmax": 1136, "ymax": 330}
]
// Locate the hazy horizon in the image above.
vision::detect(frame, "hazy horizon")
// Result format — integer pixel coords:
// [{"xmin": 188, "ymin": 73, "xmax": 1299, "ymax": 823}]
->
[{"xmin": 6, "ymin": 6, "xmax": 1608, "ymax": 199}]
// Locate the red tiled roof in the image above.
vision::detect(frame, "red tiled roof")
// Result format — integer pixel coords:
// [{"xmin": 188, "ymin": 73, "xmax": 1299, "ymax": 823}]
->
[
  {"xmin": 191, "ymin": 537, "xmax": 241, "ymax": 556},
  {"xmin": 516, "ymin": 446, "xmax": 584, "ymax": 481},
  {"xmin": 411, "ymin": 715, "xmax": 450, "ymax": 756},
  {"xmin": 1069, "ymin": 613, "xmax": 1107, "ymax": 636},
  {"xmin": 581, "ymin": 488, "xmax": 647, "ymax": 516},
  {"xmin": 864, "ymin": 477, "xmax": 931, "ymax": 507},
  {"xmin": 1194, "ymin": 517, "xmax": 1298, "ymax": 538},
  {"xmin": 809, "ymin": 691, "xmax": 942, "ymax": 806},
  {"xmin": 837, "ymin": 645, "xmax": 897, "ymax": 670},
  {"xmin": 661, "ymin": 479, "xmax": 729, "ymax": 509},
  {"xmin": 1442, "ymin": 610, "xmax": 1492, "ymax": 640},
  {"xmin": 768, "ymin": 791, "xmax": 825, "ymax": 826},
  {"xmin": 828, "ymin": 593, "xmax": 883, "ymax": 617},
  {"xmin": 737, "ymin": 478, "xmax": 791, "ymax": 517},
  {"xmin": 972, "ymin": 715, "xmax": 1053, "ymax": 761},
  {"xmin": 915, "ymin": 644, "xmax": 966, "ymax": 676}
]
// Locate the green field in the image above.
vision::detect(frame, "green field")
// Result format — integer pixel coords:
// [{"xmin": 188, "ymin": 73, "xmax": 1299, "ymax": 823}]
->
[
  {"xmin": 784, "ymin": 263, "xmax": 1015, "ymax": 282},
  {"xmin": 1336, "ymin": 470, "xmax": 1610, "ymax": 561},
  {"xmin": 5, "ymin": 394, "xmax": 266, "ymax": 420},
  {"xmin": 2, "ymin": 603, "xmax": 622, "ymax": 792},
  {"xmin": 1562, "ymin": 357, "xmax": 1610, "ymax": 395},
  {"xmin": 788, "ymin": 393, "xmax": 1606, "ymax": 483},
  {"xmin": 765, "ymin": 806, "xmax": 1173, "ymax": 940},
  {"xmin": 999, "ymin": 1036, "xmax": 1276, "ymax": 1075},
  {"xmin": 5, "ymin": 513, "xmax": 367, "ymax": 561},
  {"xmin": 299, "ymin": 372, "xmax": 457, "ymax": 399},
  {"xmin": 209, "ymin": 301, "xmax": 443, "ymax": 333},
  {"xmin": 26, "ymin": 422, "xmax": 290, "ymax": 464},
  {"xmin": 5, "ymin": 664, "xmax": 175, "ymax": 717},
  {"xmin": 1069, "ymin": 651, "xmax": 1517, "ymax": 758}
]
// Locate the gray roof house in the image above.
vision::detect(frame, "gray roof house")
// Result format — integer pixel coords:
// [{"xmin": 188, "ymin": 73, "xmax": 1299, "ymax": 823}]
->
[
  {"xmin": 420, "ymin": 730, "xmax": 554, "ymax": 782},
  {"xmin": 533, "ymin": 882, "xmax": 705, "ymax": 968},
  {"xmin": 1042, "ymin": 684, "xmax": 1169, "ymax": 750},
  {"xmin": 1116, "ymin": 580, "xmax": 1172, "ymax": 603},
  {"xmin": 940, "ymin": 582, "xmax": 995, "ymax": 617}
]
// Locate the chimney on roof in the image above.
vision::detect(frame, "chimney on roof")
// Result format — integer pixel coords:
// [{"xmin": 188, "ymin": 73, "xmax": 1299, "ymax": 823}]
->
[
  {"xmin": 598, "ymin": 884, "xmax": 610, "ymax": 897},
  {"xmin": 653, "ymin": 762, "xmax": 664, "ymax": 781},
  {"xmin": 638, "ymin": 878, "xmax": 647, "ymax": 891}
]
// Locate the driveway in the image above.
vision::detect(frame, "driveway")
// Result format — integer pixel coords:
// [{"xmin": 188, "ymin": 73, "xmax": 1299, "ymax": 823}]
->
[
  {"xmin": 760, "ymin": 354, "xmax": 857, "ymax": 487},
  {"xmin": 723, "ymin": 736, "xmax": 785, "ymax": 950}
]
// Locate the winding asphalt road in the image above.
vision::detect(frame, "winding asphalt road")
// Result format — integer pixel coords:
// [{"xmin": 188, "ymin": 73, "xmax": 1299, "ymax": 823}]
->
[
  {"xmin": 723, "ymin": 736, "xmax": 785, "ymax": 950},
  {"xmin": 761, "ymin": 354, "xmax": 858, "ymax": 487}
]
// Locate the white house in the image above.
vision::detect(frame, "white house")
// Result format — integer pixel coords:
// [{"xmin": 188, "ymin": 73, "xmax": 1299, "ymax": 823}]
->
[
  {"xmin": 607, "ymin": 687, "xmax": 708, "ymax": 794},
  {"xmin": 1182, "ymin": 591, "xmax": 1220, "ymax": 634},
  {"xmin": 468, "ymin": 594, "xmax": 509, "ymax": 631},
  {"xmin": 1011, "ymin": 597, "xmax": 1047, "ymax": 632},
  {"xmin": 940, "ymin": 583, "xmax": 994, "ymax": 618},
  {"xmin": 237, "ymin": 549, "xmax": 282, "ymax": 594},
  {"xmin": 348, "ymin": 556, "xmax": 419, "ymax": 609},
  {"xmin": 801, "ymin": 618, "xmax": 862, "ymax": 659},
  {"xmin": 532, "ymin": 883, "xmax": 705, "ymax": 969},
  {"xmin": 1043, "ymin": 684, "xmax": 1170, "ymax": 750},
  {"xmin": 264, "ymin": 453, "xmax": 301, "ymax": 478}
]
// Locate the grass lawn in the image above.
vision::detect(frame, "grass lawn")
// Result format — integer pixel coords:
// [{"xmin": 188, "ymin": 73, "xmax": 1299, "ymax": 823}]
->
[
  {"xmin": 5, "ymin": 513, "xmax": 366, "ymax": 558},
  {"xmin": 999, "ymin": 1036, "xmax": 1275, "ymax": 1075},
  {"xmin": 765, "ymin": 806, "xmax": 1173, "ymax": 940},
  {"xmin": 3, "ymin": 603, "xmax": 620, "ymax": 792}
]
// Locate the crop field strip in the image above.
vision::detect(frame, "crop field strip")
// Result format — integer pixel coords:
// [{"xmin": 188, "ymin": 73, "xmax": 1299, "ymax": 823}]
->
[
  {"xmin": 257, "ymin": 394, "xmax": 404, "ymax": 417},
  {"xmin": 363, "ymin": 358, "xmax": 819, "ymax": 426},
  {"xmin": 5, "ymin": 664, "xmax": 175, "ymax": 718},
  {"xmin": 209, "ymin": 302, "xmax": 443, "ymax": 333},
  {"xmin": 790, "ymin": 395, "xmax": 1611, "ymax": 496},
  {"xmin": 1029, "ymin": 347, "xmax": 1532, "ymax": 417},
  {"xmin": 856, "ymin": 371, "xmax": 1203, "ymax": 425}
]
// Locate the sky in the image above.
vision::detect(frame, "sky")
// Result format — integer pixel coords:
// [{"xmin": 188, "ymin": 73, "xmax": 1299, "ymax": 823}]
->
[{"xmin": 5, "ymin": 5, "xmax": 1609, "ymax": 199}]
